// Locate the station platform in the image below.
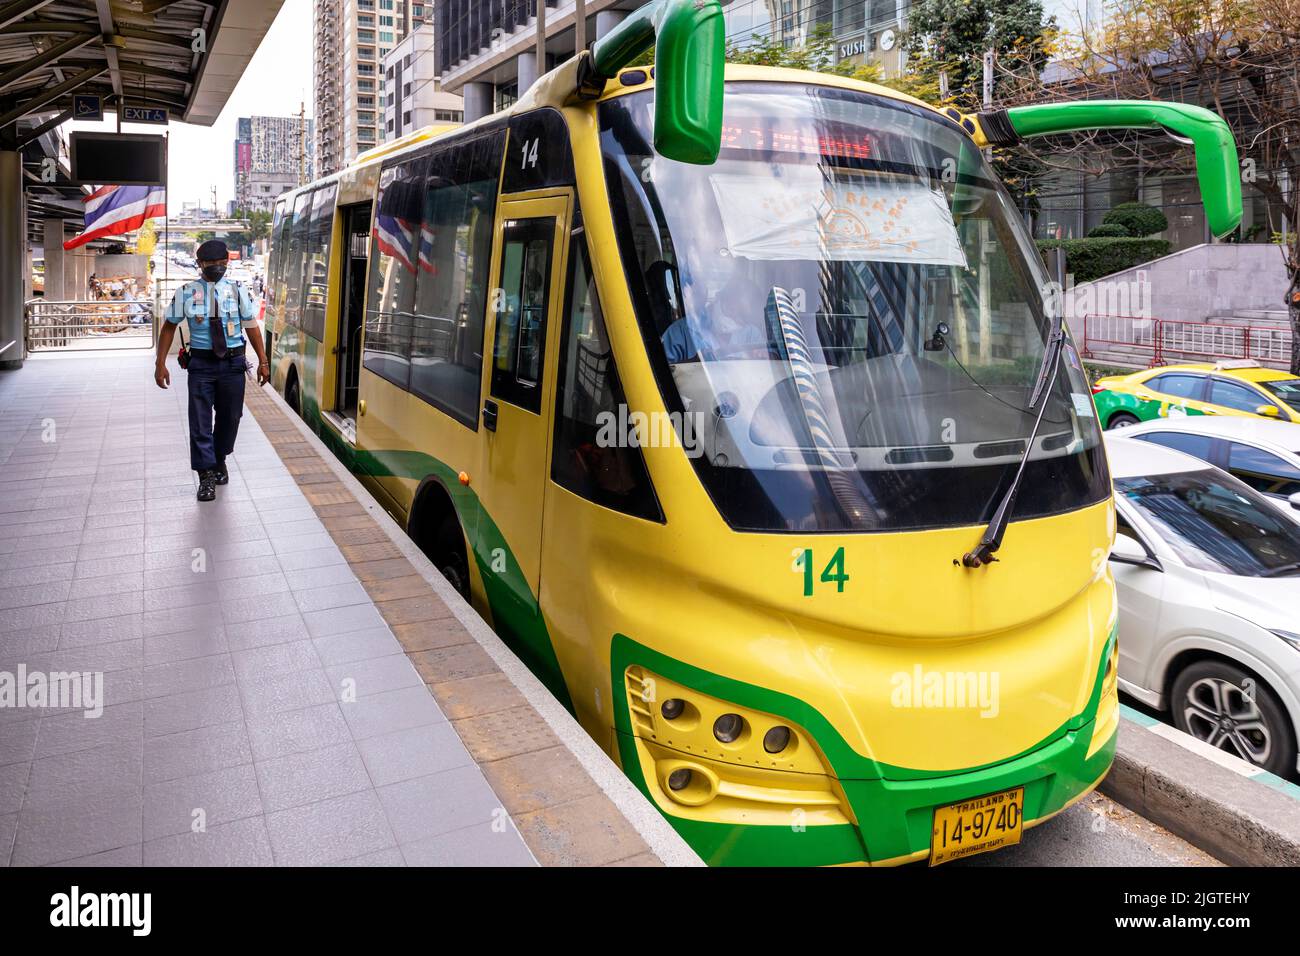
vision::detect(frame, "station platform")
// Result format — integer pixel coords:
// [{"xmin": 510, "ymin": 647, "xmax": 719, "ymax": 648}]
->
[{"xmin": 0, "ymin": 352, "xmax": 696, "ymax": 867}]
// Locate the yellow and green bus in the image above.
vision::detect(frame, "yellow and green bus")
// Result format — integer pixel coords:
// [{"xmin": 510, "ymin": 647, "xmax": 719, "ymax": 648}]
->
[{"xmin": 263, "ymin": 0, "xmax": 1241, "ymax": 866}]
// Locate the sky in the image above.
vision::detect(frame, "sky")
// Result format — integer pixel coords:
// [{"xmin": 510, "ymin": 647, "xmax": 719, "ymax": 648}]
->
[{"xmin": 64, "ymin": 0, "xmax": 314, "ymax": 216}]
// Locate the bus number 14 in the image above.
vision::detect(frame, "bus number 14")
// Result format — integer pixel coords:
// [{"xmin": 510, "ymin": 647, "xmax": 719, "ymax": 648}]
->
[
  {"xmin": 793, "ymin": 548, "xmax": 849, "ymax": 597},
  {"xmin": 521, "ymin": 138, "xmax": 540, "ymax": 169}
]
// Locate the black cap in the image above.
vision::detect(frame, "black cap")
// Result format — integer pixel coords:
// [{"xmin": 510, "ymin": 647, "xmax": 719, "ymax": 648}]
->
[{"xmin": 196, "ymin": 239, "xmax": 228, "ymax": 261}]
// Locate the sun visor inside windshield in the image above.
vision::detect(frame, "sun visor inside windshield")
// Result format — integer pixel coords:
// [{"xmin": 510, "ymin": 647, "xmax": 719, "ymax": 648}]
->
[{"xmin": 709, "ymin": 168, "xmax": 969, "ymax": 268}]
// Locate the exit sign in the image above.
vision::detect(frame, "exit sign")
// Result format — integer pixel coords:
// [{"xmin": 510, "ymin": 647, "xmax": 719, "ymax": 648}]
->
[{"xmin": 121, "ymin": 106, "xmax": 168, "ymax": 125}]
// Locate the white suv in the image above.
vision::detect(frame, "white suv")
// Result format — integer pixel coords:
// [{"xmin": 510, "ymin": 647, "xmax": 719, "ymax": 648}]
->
[{"xmin": 1106, "ymin": 434, "xmax": 1300, "ymax": 779}]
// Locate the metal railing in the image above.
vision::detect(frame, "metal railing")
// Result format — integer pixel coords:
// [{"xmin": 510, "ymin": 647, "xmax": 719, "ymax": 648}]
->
[
  {"xmin": 1079, "ymin": 314, "xmax": 1159, "ymax": 364},
  {"xmin": 1081, "ymin": 313, "xmax": 1293, "ymax": 370},
  {"xmin": 1157, "ymin": 318, "xmax": 1291, "ymax": 368},
  {"xmin": 25, "ymin": 299, "xmax": 156, "ymax": 352}
]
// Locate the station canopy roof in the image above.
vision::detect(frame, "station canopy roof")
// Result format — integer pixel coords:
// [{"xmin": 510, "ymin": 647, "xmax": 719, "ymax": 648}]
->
[
  {"xmin": 1, "ymin": 0, "xmax": 286, "ymax": 131},
  {"xmin": 1, "ymin": 0, "xmax": 285, "ymax": 244}
]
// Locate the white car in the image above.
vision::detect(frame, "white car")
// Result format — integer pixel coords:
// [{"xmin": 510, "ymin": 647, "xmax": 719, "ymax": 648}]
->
[
  {"xmin": 1120, "ymin": 416, "xmax": 1300, "ymax": 516},
  {"xmin": 1106, "ymin": 434, "xmax": 1300, "ymax": 778}
]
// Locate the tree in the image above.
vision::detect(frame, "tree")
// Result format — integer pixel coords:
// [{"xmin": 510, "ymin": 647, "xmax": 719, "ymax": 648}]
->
[
  {"xmin": 232, "ymin": 208, "xmax": 273, "ymax": 244},
  {"xmin": 1001, "ymin": 0, "xmax": 1300, "ymax": 372},
  {"xmin": 723, "ymin": 26, "xmax": 944, "ymax": 103},
  {"xmin": 902, "ymin": 0, "xmax": 1057, "ymax": 203},
  {"xmin": 903, "ymin": 0, "xmax": 1057, "ymax": 109},
  {"xmin": 133, "ymin": 219, "xmax": 158, "ymax": 257},
  {"xmin": 1103, "ymin": 202, "xmax": 1168, "ymax": 238}
]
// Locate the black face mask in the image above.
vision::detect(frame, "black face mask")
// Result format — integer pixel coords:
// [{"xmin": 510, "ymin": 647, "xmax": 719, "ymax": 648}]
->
[{"xmin": 201, "ymin": 264, "xmax": 227, "ymax": 283}]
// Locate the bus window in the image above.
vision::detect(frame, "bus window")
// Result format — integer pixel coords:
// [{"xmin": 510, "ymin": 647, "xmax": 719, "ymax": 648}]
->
[
  {"xmin": 302, "ymin": 182, "xmax": 338, "ymax": 341},
  {"xmin": 267, "ymin": 199, "xmax": 285, "ymax": 296},
  {"xmin": 408, "ymin": 129, "xmax": 505, "ymax": 427},
  {"xmin": 364, "ymin": 156, "xmax": 427, "ymax": 388},
  {"xmin": 552, "ymin": 237, "xmax": 663, "ymax": 522},
  {"xmin": 272, "ymin": 196, "xmax": 294, "ymax": 294},
  {"xmin": 284, "ymin": 189, "xmax": 313, "ymax": 327},
  {"xmin": 491, "ymin": 218, "xmax": 554, "ymax": 412}
]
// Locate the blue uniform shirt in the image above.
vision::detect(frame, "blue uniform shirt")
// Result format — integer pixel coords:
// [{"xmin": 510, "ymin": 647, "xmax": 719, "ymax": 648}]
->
[
  {"xmin": 660, "ymin": 314, "xmax": 766, "ymax": 362},
  {"xmin": 165, "ymin": 277, "xmax": 257, "ymax": 350}
]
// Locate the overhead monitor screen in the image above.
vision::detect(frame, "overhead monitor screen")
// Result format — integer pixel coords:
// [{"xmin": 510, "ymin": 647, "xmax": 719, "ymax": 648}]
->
[{"xmin": 69, "ymin": 133, "xmax": 166, "ymax": 186}]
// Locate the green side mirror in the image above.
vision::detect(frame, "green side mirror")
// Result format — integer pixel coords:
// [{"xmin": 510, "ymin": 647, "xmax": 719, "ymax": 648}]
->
[
  {"xmin": 979, "ymin": 101, "xmax": 1242, "ymax": 238},
  {"xmin": 589, "ymin": 0, "xmax": 726, "ymax": 165}
]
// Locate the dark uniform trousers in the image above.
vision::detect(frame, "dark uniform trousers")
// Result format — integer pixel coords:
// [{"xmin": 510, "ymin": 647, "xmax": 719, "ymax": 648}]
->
[{"xmin": 187, "ymin": 350, "xmax": 246, "ymax": 472}]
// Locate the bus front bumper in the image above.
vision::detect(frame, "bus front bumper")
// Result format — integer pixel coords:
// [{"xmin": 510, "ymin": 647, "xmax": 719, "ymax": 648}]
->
[{"xmin": 611, "ymin": 632, "xmax": 1119, "ymax": 867}]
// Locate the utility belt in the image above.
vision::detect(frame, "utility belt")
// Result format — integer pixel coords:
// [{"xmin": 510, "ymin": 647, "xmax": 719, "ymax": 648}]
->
[{"xmin": 189, "ymin": 346, "xmax": 246, "ymax": 360}]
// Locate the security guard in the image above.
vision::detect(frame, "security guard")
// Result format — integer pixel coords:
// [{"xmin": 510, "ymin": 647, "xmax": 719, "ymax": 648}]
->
[{"xmin": 154, "ymin": 239, "xmax": 271, "ymax": 501}]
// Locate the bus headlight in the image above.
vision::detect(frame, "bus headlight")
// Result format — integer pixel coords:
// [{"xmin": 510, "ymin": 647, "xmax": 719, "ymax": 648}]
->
[
  {"xmin": 713, "ymin": 713, "xmax": 745, "ymax": 744},
  {"xmin": 661, "ymin": 698, "xmax": 686, "ymax": 720},
  {"xmin": 623, "ymin": 666, "xmax": 852, "ymax": 826},
  {"xmin": 764, "ymin": 726, "xmax": 792, "ymax": 754}
]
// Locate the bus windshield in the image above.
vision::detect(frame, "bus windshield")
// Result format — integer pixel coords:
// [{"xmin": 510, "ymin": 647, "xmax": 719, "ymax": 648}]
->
[{"xmin": 599, "ymin": 83, "xmax": 1109, "ymax": 533}]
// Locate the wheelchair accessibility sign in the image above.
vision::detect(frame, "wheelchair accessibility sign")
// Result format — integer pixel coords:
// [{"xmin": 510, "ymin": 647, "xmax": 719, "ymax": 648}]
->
[{"xmin": 73, "ymin": 95, "xmax": 102, "ymax": 121}]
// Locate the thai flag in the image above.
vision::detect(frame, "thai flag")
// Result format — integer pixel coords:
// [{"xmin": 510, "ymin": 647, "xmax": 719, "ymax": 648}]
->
[
  {"xmin": 63, "ymin": 185, "xmax": 166, "ymax": 251},
  {"xmin": 372, "ymin": 212, "xmax": 418, "ymax": 274}
]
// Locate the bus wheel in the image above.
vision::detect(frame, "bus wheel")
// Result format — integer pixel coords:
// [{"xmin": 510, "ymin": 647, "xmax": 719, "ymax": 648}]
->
[
  {"xmin": 1171, "ymin": 660, "xmax": 1296, "ymax": 779},
  {"xmin": 1107, "ymin": 412, "xmax": 1140, "ymax": 430},
  {"xmin": 435, "ymin": 514, "xmax": 471, "ymax": 600},
  {"xmin": 285, "ymin": 374, "xmax": 302, "ymax": 419}
]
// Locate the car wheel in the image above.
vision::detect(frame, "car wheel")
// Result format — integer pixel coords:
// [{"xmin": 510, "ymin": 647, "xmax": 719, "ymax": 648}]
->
[
  {"xmin": 1107, "ymin": 412, "xmax": 1141, "ymax": 430},
  {"xmin": 1171, "ymin": 661, "xmax": 1297, "ymax": 779}
]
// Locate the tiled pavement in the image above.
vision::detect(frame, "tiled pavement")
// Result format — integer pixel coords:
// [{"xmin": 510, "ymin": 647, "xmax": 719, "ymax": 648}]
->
[{"xmin": 0, "ymin": 352, "xmax": 662, "ymax": 866}]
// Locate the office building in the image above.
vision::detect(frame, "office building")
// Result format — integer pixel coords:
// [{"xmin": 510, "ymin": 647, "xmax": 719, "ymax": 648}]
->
[
  {"xmin": 234, "ymin": 115, "xmax": 316, "ymax": 213},
  {"xmin": 431, "ymin": 1, "xmax": 912, "ymax": 121},
  {"xmin": 382, "ymin": 22, "xmax": 465, "ymax": 143},
  {"xmin": 315, "ymin": 0, "xmax": 433, "ymax": 175}
]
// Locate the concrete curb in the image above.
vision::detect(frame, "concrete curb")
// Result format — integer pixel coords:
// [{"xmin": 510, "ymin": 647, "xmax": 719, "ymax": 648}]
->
[
  {"xmin": 261, "ymin": 385, "xmax": 704, "ymax": 867},
  {"xmin": 1102, "ymin": 705, "xmax": 1300, "ymax": 866}
]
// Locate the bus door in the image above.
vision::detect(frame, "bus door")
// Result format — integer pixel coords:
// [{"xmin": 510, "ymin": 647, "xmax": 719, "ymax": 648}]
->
[
  {"xmin": 335, "ymin": 201, "xmax": 372, "ymax": 424},
  {"xmin": 477, "ymin": 195, "xmax": 571, "ymax": 618}
]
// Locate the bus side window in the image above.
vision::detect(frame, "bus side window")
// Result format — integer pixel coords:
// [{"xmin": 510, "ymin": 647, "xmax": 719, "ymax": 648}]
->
[
  {"xmin": 363, "ymin": 156, "xmax": 426, "ymax": 389},
  {"xmin": 408, "ymin": 129, "xmax": 505, "ymax": 428},
  {"xmin": 302, "ymin": 182, "xmax": 338, "ymax": 342},
  {"xmin": 285, "ymin": 189, "xmax": 313, "ymax": 327},
  {"xmin": 491, "ymin": 218, "xmax": 554, "ymax": 412},
  {"xmin": 267, "ymin": 199, "xmax": 284, "ymax": 298},
  {"xmin": 273, "ymin": 199, "xmax": 294, "ymax": 301},
  {"xmin": 551, "ymin": 238, "xmax": 664, "ymax": 523}
]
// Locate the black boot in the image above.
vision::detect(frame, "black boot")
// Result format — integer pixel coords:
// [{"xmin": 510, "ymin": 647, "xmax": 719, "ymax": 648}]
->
[
  {"xmin": 197, "ymin": 470, "xmax": 218, "ymax": 502},
  {"xmin": 213, "ymin": 459, "xmax": 229, "ymax": 485}
]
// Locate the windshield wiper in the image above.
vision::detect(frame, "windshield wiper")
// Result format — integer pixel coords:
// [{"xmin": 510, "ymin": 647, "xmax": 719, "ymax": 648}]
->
[{"xmin": 961, "ymin": 319, "xmax": 1068, "ymax": 569}]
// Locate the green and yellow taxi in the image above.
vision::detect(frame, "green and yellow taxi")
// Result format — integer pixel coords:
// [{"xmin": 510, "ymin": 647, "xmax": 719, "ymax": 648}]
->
[{"xmin": 1093, "ymin": 360, "xmax": 1300, "ymax": 430}]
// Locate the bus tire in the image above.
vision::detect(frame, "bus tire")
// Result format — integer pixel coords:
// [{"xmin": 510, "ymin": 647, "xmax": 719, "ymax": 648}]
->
[
  {"xmin": 285, "ymin": 371, "xmax": 302, "ymax": 419},
  {"xmin": 1170, "ymin": 659, "xmax": 1296, "ymax": 780},
  {"xmin": 1106, "ymin": 411, "xmax": 1140, "ymax": 430},
  {"xmin": 434, "ymin": 514, "xmax": 471, "ymax": 600}
]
